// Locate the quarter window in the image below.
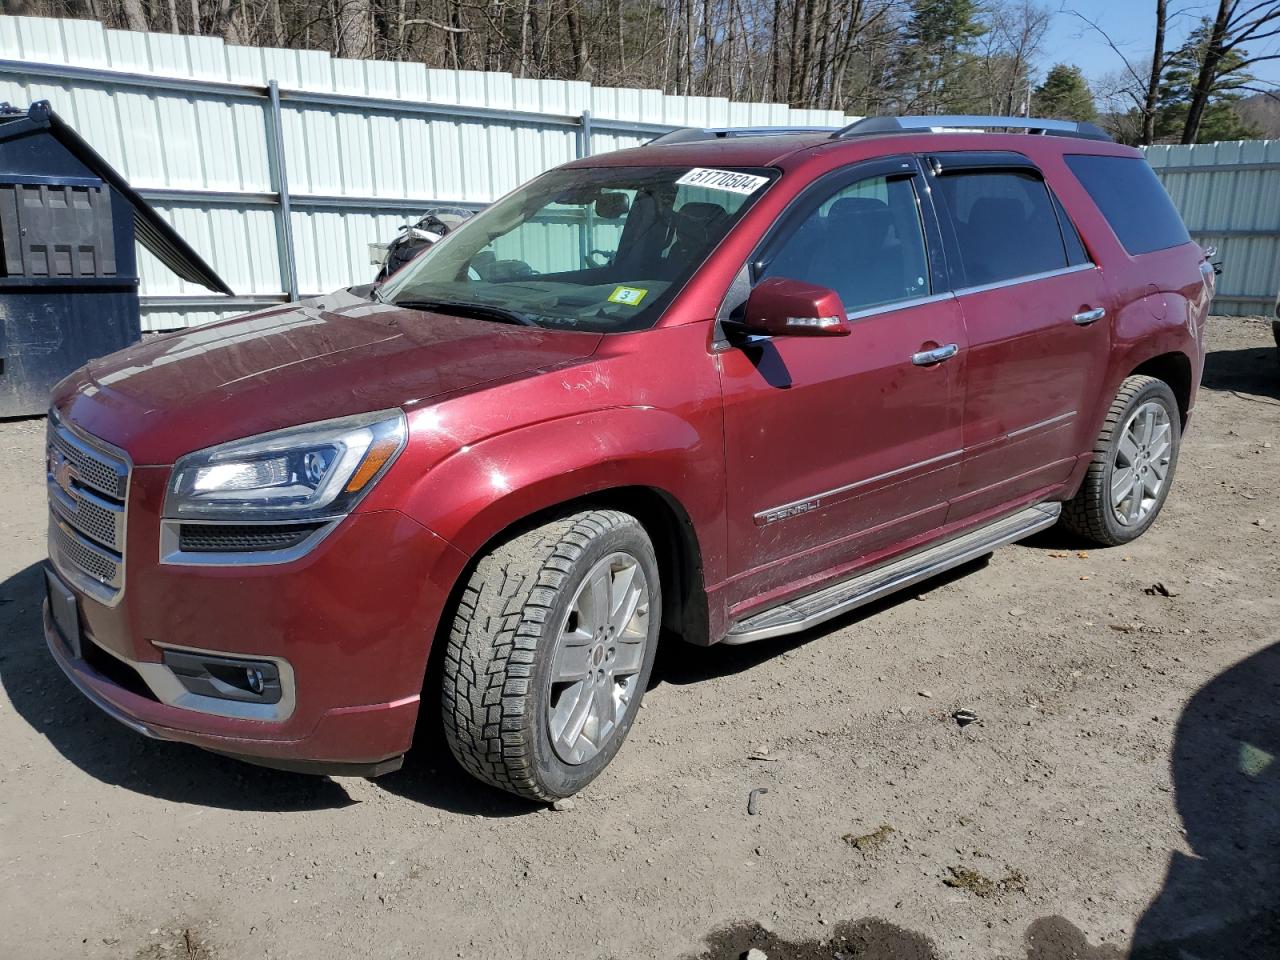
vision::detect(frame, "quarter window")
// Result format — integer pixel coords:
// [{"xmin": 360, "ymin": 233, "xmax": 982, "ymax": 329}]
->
[
  {"xmin": 1065, "ymin": 154, "xmax": 1190, "ymax": 256},
  {"xmin": 933, "ymin": 170, "xmax": 1069, "ymax": 287},
  {"xmin": 760, "ymin": 175, "xmax": 930, "ymax": 314}
]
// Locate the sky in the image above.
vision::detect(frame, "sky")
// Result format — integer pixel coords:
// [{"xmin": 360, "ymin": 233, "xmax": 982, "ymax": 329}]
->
[{"xmin": 1040, "ymin": 0, "xmax": 1280, "ymax": 90}]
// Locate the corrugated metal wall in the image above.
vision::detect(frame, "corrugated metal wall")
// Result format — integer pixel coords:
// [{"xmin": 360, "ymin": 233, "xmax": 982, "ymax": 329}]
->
[
  {"xmin": 1146, "ymin": 140, "xmax": 1280, "ymax": 317},
  {"xmin": 0, "ymin": 15, "xmax": 857, "ymax": 331},
  {"xmin": 2, "ymin": 16, "xmax": 1275, "ymax": 328}
]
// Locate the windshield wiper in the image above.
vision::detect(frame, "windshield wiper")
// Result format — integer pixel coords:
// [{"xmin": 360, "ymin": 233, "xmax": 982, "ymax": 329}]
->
[{"xmin": 390, "ymin": 298, "xmax": 537, "ymax": 327}]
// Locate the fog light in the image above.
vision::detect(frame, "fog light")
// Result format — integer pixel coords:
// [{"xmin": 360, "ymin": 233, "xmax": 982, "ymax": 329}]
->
[
  {"xmin": 163, "ymin": 649, "xmax": 283, "ymax": 705},
  {"xmin": 245, "ymin": 666, "xmax": 265, "ymax": 695}
]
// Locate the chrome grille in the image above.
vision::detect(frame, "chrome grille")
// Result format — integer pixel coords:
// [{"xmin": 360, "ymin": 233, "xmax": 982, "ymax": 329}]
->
[
  {"xmin": 48, "ymin": 424, "xmax": 128, "ymax": 499},
  {"xmin": 46, "ymin": 412, "xmax": 131, "ymax": 605},
  {"xmin": 50, "ymin": 518, "xmax": 120, "ymax": 585}
]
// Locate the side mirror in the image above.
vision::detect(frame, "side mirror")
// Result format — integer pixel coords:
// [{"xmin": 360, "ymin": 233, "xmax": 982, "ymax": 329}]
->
[{"xmin": 739, "ymin": 277, "xmax": 850, "ymax": 337}]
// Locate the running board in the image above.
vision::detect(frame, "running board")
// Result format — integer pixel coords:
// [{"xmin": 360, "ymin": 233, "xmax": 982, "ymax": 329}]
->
[{"xmin": 722, "ymin": 502, "xmax": 1062, "ymax": 645}]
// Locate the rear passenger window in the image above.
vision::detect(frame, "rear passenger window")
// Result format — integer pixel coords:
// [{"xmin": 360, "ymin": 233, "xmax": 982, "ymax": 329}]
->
[
  {"xmin": 760, "ymin": 175, "xmax": 930, "ymax": 313},
  {"xmin": 933, "ymin": 171, "xmax": 1069, "ymax": 287},
  {"xmin": 1065, "ymin": 154, "xmax": 1190, "ymax": 256}
]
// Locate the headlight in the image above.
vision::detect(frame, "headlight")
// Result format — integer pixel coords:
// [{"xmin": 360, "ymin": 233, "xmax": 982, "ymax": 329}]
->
[{"xmin": 164, "ymin": 409, "xmax": 407, "ymax": 522}]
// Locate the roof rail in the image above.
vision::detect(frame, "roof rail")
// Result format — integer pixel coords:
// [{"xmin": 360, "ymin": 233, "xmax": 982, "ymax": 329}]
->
[
  {"xmin": 647, "ymin": 125, "xmax": 840, "ymax": 146},
  {"xmin": 832, "ymin": 115, "xmax": 1113, "ymax": 143}
]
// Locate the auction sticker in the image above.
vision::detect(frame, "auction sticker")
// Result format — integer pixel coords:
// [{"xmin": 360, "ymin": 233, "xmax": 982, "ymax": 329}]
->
[
  {"xmin": 676, "ymin": 168, "xmax": 769, "ymax": 195},
  {"xmin": 608, "ymin": 285, "xmax": 648, "ymax": 306}
]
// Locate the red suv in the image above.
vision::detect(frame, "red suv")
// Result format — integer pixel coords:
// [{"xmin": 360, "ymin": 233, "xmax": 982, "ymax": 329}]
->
[{"xmin": 44, "ymin": 115, "xmax": 1211, "ymax": 800}]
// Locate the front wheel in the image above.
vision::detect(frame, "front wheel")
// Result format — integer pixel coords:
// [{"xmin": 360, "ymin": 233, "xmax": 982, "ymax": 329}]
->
[
  {"xmin": 1060, "ymin": 375, "xmax": 1181, "ymax": 546},
  {"xmin": 441, "ymin": 510, "xmax": 660, "ymax": 801}
]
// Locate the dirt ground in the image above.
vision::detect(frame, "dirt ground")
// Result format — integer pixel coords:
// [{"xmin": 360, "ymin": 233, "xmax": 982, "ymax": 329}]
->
[{"xmin": 1, "ymin": 316, "xmax": 1277, "ymax": 960}]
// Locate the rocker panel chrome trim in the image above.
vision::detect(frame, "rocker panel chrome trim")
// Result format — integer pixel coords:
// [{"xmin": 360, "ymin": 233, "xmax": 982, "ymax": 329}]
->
[{"xmin": 726, "ymin": 502, "xmax": 1061, "ymax": 644}]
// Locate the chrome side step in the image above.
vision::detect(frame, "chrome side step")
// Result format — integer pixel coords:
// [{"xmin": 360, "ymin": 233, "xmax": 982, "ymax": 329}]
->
[{"xmin": 722, "ymin": 502, "xmax": 1061, "ymax": 645}]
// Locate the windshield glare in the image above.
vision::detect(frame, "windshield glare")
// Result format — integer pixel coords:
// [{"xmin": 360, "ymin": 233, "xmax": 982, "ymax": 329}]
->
[{"xmin": 379, "ymin": 165, "xmax": 777, "ymax": 332}]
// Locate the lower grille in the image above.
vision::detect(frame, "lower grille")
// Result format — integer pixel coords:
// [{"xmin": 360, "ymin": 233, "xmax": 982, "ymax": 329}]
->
[
  {"xmin": 46, "ymin": 412, "xmax": 131, "ymax": 605},
  {"xmin": 177, "ymin": 522, "xmax": 327, "ymax": 553}
]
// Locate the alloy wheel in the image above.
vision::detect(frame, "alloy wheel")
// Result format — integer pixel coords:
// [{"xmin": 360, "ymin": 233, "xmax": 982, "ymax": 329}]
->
[
  {"xmin": 1111, "ymin": 400, "xmax": 1173, "ymax": 527},
  {"xmin": 546, "ymin": 552, "xmax": 651, "ymax": 765}
]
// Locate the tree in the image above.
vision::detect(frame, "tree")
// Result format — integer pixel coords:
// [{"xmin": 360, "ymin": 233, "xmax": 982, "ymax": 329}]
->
[
  {"xmin": 1158, "ymin": 19, "xmax": 1262, "ymax": 143},
  {"xmin": 1033, "ymin": 63, "xmax": 1096, "ymax": 120},
  {"xmin": 1143, "ymin": 0, "xmax": 1167, "ymax": 145},
  {"xmin": 899, "ymin": 0, "xmax": 988, "ymax": 113},
  {"xmin": 1181, "ymin": 0, "xmax": 1280, "ymax": 144}
]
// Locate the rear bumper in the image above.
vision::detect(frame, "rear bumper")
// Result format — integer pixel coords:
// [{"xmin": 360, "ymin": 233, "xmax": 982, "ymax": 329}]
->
[{"xmin": 46, "ymin": 602, "xmax": 414, "ymax": 776}]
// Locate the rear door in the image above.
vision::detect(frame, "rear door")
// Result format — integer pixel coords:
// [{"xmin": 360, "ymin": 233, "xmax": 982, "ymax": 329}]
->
[
  {"xmin": 719, "ymin": 157, "xmax": 967, "ymax": 603},
  {"xmin": 925, "ymin": 152, "xmax": 1112, "ymax": 521}
]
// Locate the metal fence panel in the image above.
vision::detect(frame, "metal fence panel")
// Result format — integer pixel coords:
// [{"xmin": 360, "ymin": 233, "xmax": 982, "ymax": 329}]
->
[
  {"xmin": 5, "ymin": 15, "xmax": 1275, "ymax": 328},
  {"xmin": 1146, "ymin": 139, "xmax": 1280, "ymax": 316},
  {"xmin": 0, "ymin": 14, "xmax": 858, "ymax": 331}
]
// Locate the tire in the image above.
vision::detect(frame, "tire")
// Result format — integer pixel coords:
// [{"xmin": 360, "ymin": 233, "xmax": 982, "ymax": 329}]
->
[
  {"xmin": 1060, "ymin": 375, "xmax": 1181, "ymax": 546},
  {"xmin": 440, "ymin": 509, "xmax": 661, "ymax": 801}
]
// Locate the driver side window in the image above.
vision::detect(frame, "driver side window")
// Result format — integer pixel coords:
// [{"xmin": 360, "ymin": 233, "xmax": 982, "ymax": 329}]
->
[{"xmin": 761, "ymin": 175, "xmax": 930, "ymax": 314}]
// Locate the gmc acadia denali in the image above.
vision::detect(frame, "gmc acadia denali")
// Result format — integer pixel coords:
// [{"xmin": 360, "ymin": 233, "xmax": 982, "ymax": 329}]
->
[{"xmin": 43, "ymin": 115, "xmax": 1211, "ymax": 800}]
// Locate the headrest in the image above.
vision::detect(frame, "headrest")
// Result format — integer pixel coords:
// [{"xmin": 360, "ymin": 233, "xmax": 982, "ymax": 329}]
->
[
  {"xmin": 675, "ymin": 201, "xmax": 728, "ymax": 225},
  {"xmin": 966, "ymin": 196, "xmax": 1027, "ymax": 229}
]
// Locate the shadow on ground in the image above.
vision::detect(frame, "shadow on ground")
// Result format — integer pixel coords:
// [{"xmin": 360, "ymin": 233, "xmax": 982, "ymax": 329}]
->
[
  {"xmin": 1129, "ymin": 640, "xmax": 1280, "ymax": 958},
  {"xmin": 1199, "ymin": 344, "xmax": 1280, "ymax": 401},
  {"xmin": 684, "ymin": 642, "xmax": 1280, "ymax": 958},
  {"xmin": 0, "ymin": 560, "xmax": 534, "ymax": 817},
  {"xmin": 651, "ymin": 555, "xmax": 992, "ymax": 688}
]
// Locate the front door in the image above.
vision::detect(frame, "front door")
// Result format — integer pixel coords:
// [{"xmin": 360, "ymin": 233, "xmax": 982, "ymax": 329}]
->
[
  {"xmin": 925, "ymin": 155, "xmax": 1113, "ymax": 520},
  {"xmin": 719, "ymin": 159, "xmax": 966, "ymax": 610}
]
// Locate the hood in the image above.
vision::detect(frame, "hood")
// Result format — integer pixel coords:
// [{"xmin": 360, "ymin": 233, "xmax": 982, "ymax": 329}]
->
[{"xmin": 54, "ymin": 290, "xmax": 603, "ymax": 465}]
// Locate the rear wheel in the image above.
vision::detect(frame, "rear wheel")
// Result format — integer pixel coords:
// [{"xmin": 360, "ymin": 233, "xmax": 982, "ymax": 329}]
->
[
  {"xmin": 441, "ymin": 510, "xmax": 660, "ymax": 800},
  {"xmin": 1061, "ymin": 375, "xmax": 1181, "ymax": 546}
]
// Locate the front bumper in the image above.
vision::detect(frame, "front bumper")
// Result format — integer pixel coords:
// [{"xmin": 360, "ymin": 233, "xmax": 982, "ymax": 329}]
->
[{"xmin": 45, "ymin": 505, "xmax": 470, "ymax": 775}]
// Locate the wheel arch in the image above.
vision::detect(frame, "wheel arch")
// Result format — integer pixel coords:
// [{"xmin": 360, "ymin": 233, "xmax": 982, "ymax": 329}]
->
[{"xmin": 1129, "ymin": 350, "xmax": 1194, "ymax": 427}]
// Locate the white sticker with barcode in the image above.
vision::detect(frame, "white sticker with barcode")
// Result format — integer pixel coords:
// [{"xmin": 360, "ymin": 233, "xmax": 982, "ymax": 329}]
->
[{"xmin": 675, "ymin": 167, "xmax": 770, "ymax": 195}]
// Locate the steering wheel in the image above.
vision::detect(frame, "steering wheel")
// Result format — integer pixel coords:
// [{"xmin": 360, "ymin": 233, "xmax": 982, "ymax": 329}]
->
[{"xmin": 587, "ymin": 249, "xmax": 614, "ymax": 268}]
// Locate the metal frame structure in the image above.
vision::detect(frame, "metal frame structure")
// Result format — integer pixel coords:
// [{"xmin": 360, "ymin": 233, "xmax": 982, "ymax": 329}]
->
[{"xmin": 0, "ymin": 57, "xmax": 682, "ymax": 316}]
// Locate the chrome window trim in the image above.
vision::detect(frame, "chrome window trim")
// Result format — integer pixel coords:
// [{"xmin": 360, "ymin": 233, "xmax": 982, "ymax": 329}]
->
[
  {"xmin": 952, "ymin": 262, "xmax": 1097, "ymax": 298},
  {"xmin": 158, "ymin": 516, "xmax": 343, "ymax": 567},
  {"xmin": 844, "ymin": 291, "xmax": 954, "ymax": 323}
]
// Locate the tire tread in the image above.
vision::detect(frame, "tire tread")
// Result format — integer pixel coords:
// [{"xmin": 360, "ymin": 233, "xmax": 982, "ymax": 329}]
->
[
  {"xmin": 1060, "ymin": 374, "xmax": 1172, "ymax": 546},
  {"xmin": 440, "ymin": 509, "xmax": 639, "ymax": 801}
]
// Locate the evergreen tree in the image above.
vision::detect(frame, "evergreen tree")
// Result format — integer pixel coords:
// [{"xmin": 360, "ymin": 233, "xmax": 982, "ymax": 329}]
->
[
  {"xmin": 1033, "ymin": 64, "xmax": 1096, "ymax": 121},
  {"xmin": 1155, "ymin": 20, "xmax": 1261, "ymax": 143},
  {"xmin": 899, "ymin": 0, "xmax": 988, "ymax": 113}
]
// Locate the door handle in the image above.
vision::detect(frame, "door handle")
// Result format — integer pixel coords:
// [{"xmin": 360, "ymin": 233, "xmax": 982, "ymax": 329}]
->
[
  {"xmin": 911, "ymin": 343, "xmax": 959, "ymax": 366},
  {"xmin": 1072, "ymin": 307, "xmax": 1106, "ymax": 326}
]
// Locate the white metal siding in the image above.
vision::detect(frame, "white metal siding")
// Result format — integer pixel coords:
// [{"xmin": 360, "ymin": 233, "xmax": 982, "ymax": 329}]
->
[
  {"xmin": 0, "ymin": 14, "xmax": 857, "ymax": 331},
  {"xmin": 1146, "ymin": 140, "xmax": 1280, "ymax": 316},
  {"xmin": 4, "ymin": 15, "xmax": 1276, "ymax": 327}
]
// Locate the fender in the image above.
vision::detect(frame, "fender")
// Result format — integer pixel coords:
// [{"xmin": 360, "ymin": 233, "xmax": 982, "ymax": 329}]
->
[{"xmin": 392, "ymin": 404, "xmax": 724, "ymax": 576}]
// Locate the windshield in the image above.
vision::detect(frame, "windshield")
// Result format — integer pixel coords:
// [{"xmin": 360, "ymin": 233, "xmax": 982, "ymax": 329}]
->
[{"xmin": 379, "ymin": 165, "xmax": 777, "ymax": 332}]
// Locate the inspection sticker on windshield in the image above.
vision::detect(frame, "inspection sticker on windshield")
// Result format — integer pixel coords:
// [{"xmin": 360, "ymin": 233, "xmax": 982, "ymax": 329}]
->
[
  {"xmin": 676, "ymin": 167, "xmax": 769, "ymax": 195},
  {"xmin": 608, "ymin": 286, "xmax": 648, "ymax": 306}
]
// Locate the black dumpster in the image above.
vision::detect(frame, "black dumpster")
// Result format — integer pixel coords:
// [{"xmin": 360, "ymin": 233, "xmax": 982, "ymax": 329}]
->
[{"xmin": 0, "ymin": 101, "xmax": 231, "ymax": 417}]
